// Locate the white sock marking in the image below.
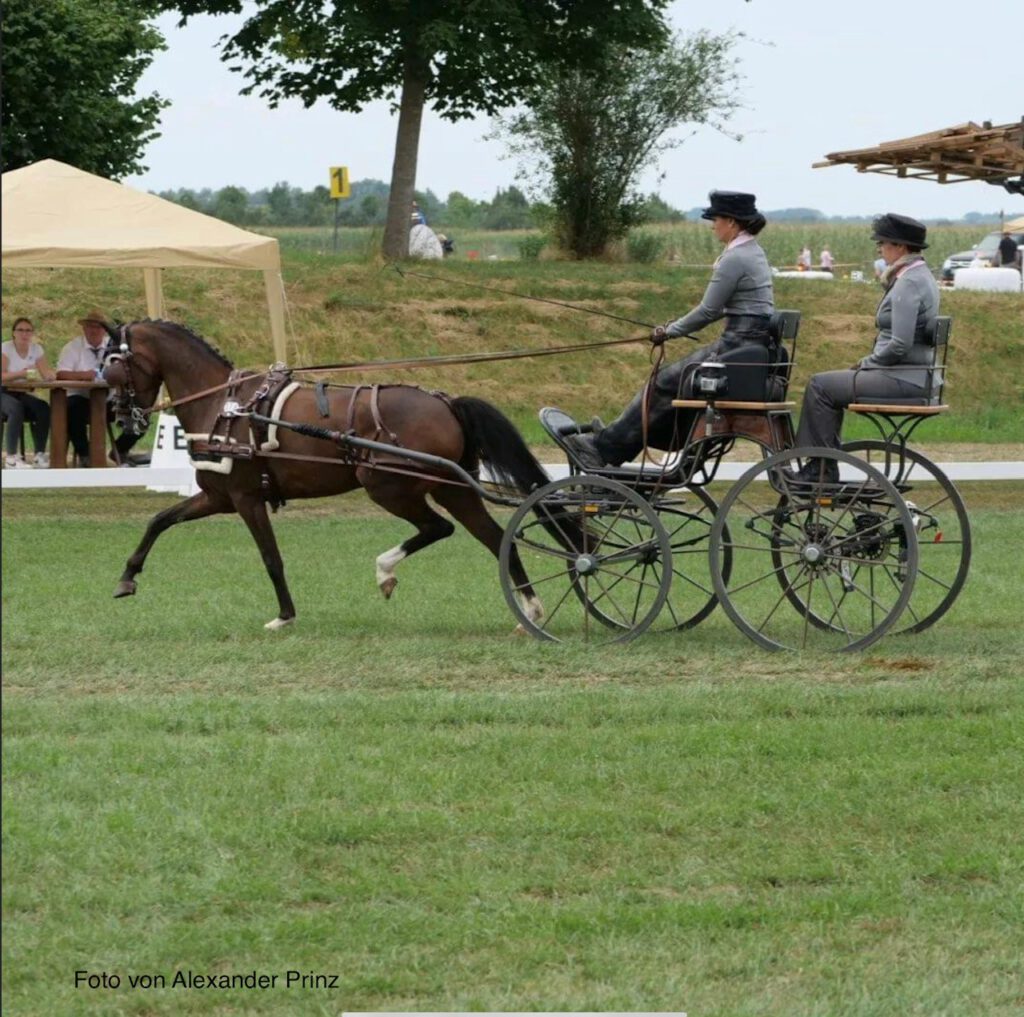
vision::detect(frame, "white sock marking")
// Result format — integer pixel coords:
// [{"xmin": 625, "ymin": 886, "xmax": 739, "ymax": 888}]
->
[{"xmin": 376, "ymin": 544, "xmax": 406, "ymax": 588}]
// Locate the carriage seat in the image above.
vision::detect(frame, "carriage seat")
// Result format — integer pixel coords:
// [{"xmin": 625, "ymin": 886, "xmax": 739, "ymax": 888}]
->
[
  {"xmin": 848, "ymin": 316, "xmax": 952, "ymax": 416},
  {"xmin": 676, "ymin": 309, "xmax": 802, "ymax": 406}
]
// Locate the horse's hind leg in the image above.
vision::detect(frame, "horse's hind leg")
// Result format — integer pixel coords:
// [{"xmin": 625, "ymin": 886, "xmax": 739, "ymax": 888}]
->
[
  {"xmin": 361, "ymin": 475, "xmax": 455, "ymax": 599},
  {"xmin": 431, "ymin": 486, "xmax": 543, "ymax": 630},
  {"xmin": 232, "ymin": 491, "xmax": 297, "ymax": 630},
  {"xmin": 115, "ymin": 488, "xmax": 231, "ymax": 598}
]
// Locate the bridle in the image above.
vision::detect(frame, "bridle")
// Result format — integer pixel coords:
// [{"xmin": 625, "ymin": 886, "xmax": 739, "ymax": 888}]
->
[{"xmin": 103, "ymin": 325, "xmax": 155, "ymax": 436}]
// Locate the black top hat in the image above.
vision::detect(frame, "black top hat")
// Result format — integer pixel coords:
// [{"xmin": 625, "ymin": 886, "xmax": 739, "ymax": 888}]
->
[
  {"xmin": 871, "ymin": 213, "xmax": 928, "ymax": 249},
  {"xmin": 701, "ymin": 190, "xmax": 760, "ymax": 223}
]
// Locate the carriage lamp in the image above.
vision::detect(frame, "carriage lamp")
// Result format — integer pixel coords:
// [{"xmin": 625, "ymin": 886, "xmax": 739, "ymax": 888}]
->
[{"xmin": 694, "ymin": 359, "xmax": 728, "ymax": 398}]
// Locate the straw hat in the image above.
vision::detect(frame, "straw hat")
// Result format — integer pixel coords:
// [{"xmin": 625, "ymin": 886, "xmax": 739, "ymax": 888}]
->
[{"xmin": 77, "ymin": 308, "xmax": 110, "ymax": 327}]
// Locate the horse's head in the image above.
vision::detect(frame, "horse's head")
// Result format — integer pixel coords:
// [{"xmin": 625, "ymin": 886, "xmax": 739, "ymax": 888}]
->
[{"xmin": 102, "ymin": 322, "xmax": 164, "ymax": 435}]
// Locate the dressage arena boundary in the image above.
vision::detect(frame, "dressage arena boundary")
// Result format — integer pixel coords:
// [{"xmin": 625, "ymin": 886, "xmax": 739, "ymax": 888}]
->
[{"xmin": 3, "ymin": 459, "xmax": 1023, "ymax": 492}]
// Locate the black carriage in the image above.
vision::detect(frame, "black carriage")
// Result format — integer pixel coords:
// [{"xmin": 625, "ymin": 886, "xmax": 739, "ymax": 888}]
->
[{"xmin": 496, "ymin": 311, "xmax": 970, "ymax": 650}]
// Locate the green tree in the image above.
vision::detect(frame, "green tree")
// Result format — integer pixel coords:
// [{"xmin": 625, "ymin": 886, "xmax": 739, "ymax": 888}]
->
[
  {"xmin": 497, "ymin": 30, "xmax": 742, "ymax": 257},
  {"xmin": 446, "ymin": 191, "xmax": 483, "ymax": 229},
  {"xmin": 266, "ymin": 181, "xmax": 297, "ymax": 225},
  {"xmin": 211, "ymin": 185, "xmax": 250, "ymax": 224},
  {"xmin": 1, "ymin": 0, "xmax": 167, "ymax": 176},
  {"xmin": 483, "ymin": 185, "xmax": 533, "ymax": 230},
  {"xmin": 153, "ymin": 1, "xmax": 670, "ymax": 258}
]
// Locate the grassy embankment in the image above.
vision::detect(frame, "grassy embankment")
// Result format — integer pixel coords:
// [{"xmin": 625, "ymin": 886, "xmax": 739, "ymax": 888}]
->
[{"xmin": 4, "ymin": 223, "xmax": 1022, "ymax": 448}]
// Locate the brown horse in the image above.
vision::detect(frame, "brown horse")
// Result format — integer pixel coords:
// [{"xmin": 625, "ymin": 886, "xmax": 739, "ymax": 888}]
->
[{"xmin": 102, "ymin": 320, "xmax": 549, "ymax": 630}]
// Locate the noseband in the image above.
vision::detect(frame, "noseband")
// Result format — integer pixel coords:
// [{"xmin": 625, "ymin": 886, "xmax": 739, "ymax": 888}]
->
[{"xmin": 104, "ymin": 325, "xmax": 153, "ymax": 435}]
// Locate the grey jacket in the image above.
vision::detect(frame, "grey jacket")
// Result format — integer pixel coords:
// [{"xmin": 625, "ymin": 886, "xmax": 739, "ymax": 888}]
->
[
  {"xmin": 860, "ymin": 260, "xmax": 940, "ymax": 391},
  {"xmin": 665, "ymin": 239, "xmax": 774, "ymax": 338}
]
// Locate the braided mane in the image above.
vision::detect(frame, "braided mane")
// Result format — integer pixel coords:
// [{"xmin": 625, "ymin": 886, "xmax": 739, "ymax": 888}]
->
[{"xmin": 139, "ymin": 318, "xmax": 235, "ymax": 369}]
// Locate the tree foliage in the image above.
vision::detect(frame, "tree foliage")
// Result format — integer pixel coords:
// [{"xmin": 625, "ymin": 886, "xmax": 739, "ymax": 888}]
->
[
  {"xmin": 497, "ymin": 30, "xmax": 743, "ymax": 258},
  {"xmin": 153, "ymin": 0, "xmax": 671, "ymax": 257},
  {"xmin": 1, "ymin": 0, "xmax": 167, "ymax": 177}
]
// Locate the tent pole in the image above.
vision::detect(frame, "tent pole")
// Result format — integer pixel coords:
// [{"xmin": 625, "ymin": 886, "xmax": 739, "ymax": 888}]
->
[
  {"xmin": 143, "ymin": 268, "xmax": 165, "ymax": 318},
  {"xmin": 264, "ymin": 268, "xmax": 288, "ymax": 363}
]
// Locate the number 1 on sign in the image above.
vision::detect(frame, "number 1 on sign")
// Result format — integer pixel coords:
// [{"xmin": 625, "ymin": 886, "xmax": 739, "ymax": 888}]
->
[{"xmin": 330, "ymin": 166, "xmax": 350, "ymax": 199}]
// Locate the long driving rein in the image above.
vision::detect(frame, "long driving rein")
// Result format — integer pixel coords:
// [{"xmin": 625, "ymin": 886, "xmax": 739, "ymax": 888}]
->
[{"xmin": 103, "ymin": 324, "xmax": 659, "ymax": 429}]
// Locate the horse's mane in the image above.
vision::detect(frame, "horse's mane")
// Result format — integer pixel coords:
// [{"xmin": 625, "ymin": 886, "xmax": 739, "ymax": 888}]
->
[{"xmin": 135, "ymin": 318, "xmax": 235, "ymax": 369}]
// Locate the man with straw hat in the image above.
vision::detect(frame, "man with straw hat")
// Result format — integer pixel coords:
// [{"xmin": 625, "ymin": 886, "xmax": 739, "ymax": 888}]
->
[{"xmin": 56, "ymin": 308, "xmax": 145, "ymax": 466}]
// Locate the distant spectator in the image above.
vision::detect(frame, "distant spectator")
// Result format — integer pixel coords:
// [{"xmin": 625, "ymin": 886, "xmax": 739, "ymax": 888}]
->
[
  {"xmin": 410, "ymin": 201, "xmax": 427, "ymax": 226},
  {"xmin": 819, "ymin": 245, "xmax": 835, "ymax": 272},
  {"xmin": 438, "ymin": 233, "xmax": 455, "ymax": 256},
  {"xmin": 797, "ymin": 245, "xmax": 812, "ymax": 271},
  {"xmin": 995, "ymin": 231, "xmax": 1021, "ymax": 272},
  {"xmin": 2, "ymin": 317, "xmax": 54, "ymax": 468},
  {"xmin": 56, "ymin": 308, "xmax": 144, "ymax": 467}
]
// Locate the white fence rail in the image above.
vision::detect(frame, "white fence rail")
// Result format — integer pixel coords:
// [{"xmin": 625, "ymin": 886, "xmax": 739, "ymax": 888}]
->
[{"xmin": 3, "ymin": 460, "xmax": 1023, "ymax": 493}]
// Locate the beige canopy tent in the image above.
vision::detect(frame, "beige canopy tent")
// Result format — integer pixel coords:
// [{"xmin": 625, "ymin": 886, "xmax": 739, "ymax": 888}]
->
[
  {"xmin": 1005, "ymin": 215, "xmax": 1024, "ymax": 232},
  {"xmin": 1, "ymin": 159, "xmax": 287, "ymax": 360}
]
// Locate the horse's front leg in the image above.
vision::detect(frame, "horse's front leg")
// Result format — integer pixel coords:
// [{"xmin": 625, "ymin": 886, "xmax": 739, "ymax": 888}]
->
[
  {"xmin": 115, "ymin": 489, "xmax": 231, "ymax": 598},
  {"xmin": 232, "ymin": 491, "xmax": 296, "ymax": 630}
]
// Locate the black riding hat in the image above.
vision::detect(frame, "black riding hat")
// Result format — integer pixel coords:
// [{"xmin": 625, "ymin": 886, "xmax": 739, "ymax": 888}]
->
[
  {"xmin": 701, "ymin": 190, "xmax": 760, "ymax": 223},
  {"xmin": 871, "ymin": 212, "xmax": 928, "ymax": 249}
]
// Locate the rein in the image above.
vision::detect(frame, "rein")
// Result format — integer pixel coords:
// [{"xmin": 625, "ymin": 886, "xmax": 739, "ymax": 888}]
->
[{"xmin": 132, "ymin": 332, "xmax": 654, "ymax": 416}]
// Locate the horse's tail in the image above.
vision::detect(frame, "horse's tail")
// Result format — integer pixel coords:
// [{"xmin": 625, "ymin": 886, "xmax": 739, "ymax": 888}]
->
[
  {"xmin": 451, "ymin": 396, "xmax": 587, "ymax": 554},
  {"xmin": 451, "ymin": 396, "xmax": 549, "ymax": 495}
]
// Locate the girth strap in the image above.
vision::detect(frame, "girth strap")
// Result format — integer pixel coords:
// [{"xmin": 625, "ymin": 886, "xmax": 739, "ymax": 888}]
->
[{"xmin": 315, "ymin": 380, "xmax": 331, "ymax": 418}]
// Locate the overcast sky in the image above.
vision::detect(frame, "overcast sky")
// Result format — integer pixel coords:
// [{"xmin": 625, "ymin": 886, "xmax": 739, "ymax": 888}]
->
[{"xmin": 126, "ymin": 0, "xmax": 1023, "ymax": 220}]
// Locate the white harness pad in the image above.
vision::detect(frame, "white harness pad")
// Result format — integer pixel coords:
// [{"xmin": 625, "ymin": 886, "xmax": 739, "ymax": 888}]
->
[
  {"xmin": 187, "ymin": 380, "xmax": 301, "ymax": 473},
  {"xmin": 260, "ymin": 381, "xmax": 301, "ymax": 452}
]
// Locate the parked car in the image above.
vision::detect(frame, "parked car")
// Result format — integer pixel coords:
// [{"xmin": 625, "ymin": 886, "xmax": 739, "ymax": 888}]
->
[{"xmin": 941, "ymin": 229, "xmax": 1024, "ymax": 283}]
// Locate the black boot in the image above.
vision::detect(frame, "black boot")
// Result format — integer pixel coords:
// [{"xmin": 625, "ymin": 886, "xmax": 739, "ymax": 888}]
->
[
  {"xmin": 563, "ymin": 433, "xmax": 609, "ymax": 471},
  {"xmin": 786, "ymin": 457, "xmax": 840, "ymax": 489}
]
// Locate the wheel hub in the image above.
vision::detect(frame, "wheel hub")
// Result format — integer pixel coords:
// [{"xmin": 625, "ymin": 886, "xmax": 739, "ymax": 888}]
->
[
  {"xmin": 802, "ymin": 544, "xmax": 824, "ymax": 564},
  {"xmin": 574, "ymin": 553, "xmax": 599, "ymax": 576}
]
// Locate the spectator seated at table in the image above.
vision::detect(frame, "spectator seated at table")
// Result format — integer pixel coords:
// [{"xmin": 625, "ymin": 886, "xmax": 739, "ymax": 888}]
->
[
  {"xmin": 2, "ymin": 317, "xmax": 55, "ymax": 468},
  {"xmin": 56, "ymin": 308, "xmax": 145, "ymax": 467}
]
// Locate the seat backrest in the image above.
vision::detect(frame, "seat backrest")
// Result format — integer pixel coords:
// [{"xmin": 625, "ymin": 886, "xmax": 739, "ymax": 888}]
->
[
  {"xmin": 770, "ymin": 310, "xmax": 801, "ymax": 343},
  {"xmin": 769, "ymin": 309, "xmax": 801, "ymax": 397},
  {"xmin": 926, "ymin": 315, "xmax": 952, "ymax": 403},
  {"xmin": 926, "ymin": 315, "xmax": 952, "ymax": 347}
]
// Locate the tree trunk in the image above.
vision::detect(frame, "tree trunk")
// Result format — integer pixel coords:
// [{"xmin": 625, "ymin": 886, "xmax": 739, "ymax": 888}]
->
[{"xmin": 382, "ymin": 58, "xmax": 427, "ymax": 260}]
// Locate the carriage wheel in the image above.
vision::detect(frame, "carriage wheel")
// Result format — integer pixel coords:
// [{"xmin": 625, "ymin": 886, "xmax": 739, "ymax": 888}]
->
[
  {"xmin": 603, "ymin": 486, "xmax": 730, "ymax": 632},
  {"xmin": 838, "ymin": 441, "xmax": 971, "ymax": 633},
  {"xmin": 710, "ymin": 448, "xmax": 918, "ymax": 652},
  {"xmin": 499, "ymin": 475, "xmax": 672, "ymax": 644},
  {"xmin": 570, "ymin": 485, "xmax": 727, "ymax": 634}
]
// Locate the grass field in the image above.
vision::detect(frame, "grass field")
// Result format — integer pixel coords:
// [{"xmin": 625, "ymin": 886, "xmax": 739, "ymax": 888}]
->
[{"xmin": 3, "ymin": 485, "xmax": 1023, "ymax": 1015}]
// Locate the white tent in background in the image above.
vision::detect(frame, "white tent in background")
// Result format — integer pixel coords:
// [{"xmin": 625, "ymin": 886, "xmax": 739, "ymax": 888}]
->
[{"xmin": 1, "ymin": 159, "xmax": 288, "ymax": 361}]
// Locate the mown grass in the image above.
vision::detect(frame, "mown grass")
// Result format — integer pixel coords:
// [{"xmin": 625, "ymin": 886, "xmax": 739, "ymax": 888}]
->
[
  {"xmin": 3, "ymin": 489, "xmax": 1023, "ymax": 1015},
  {"xmin": 3, "ymin": 227, "xmax": 1022, "ymax": 447}
]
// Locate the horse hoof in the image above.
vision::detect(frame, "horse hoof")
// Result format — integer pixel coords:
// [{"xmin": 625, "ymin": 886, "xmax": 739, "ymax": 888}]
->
[
  {"xmin": 379, "ymin": 577, "xmax": 398, "ymax": 600},
  {"xmin": 513, "ymin": 623, "xmax": 529, "ymax": 637},
  {"xmin": 264, "ymin": 617, "xmax": 294, "ymax": 631},
  {"xmin": 114, "ymin": 580, "xmax": 137, "ymax": 598}
]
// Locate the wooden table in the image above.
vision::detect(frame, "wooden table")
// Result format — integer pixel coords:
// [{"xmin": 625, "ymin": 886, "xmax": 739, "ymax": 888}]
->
[{"xmin": 3, "ymin": 379, "xmax": 109, "ymax": 468}]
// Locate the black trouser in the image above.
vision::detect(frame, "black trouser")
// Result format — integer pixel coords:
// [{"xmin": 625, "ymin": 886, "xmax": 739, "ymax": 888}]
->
[
  {"xmin": 2, "ymin": 391, "xmax": 51, "ymax": 456},
  {"xmin": 594, "ymin": 321, "xmax": 773, "ymax": 465},
  {"xmin": 66, "ymin": 397, "xmax": 144, "ymax": 460}
]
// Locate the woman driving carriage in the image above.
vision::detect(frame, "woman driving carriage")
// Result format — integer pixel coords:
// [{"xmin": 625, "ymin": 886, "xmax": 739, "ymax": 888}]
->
[
  {"xmin": 565, "ymin": 190, "xmax": 775, "ymax": 470},
  {"xmin": 788, "ymin": 213, "xmax": 939, "ymax": 485}
]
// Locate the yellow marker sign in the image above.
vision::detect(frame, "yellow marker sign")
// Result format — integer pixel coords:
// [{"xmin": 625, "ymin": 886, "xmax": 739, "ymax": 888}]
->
[{"xmin": 329, "ymin": 166, "xmax": 350, "ymax": 199}]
